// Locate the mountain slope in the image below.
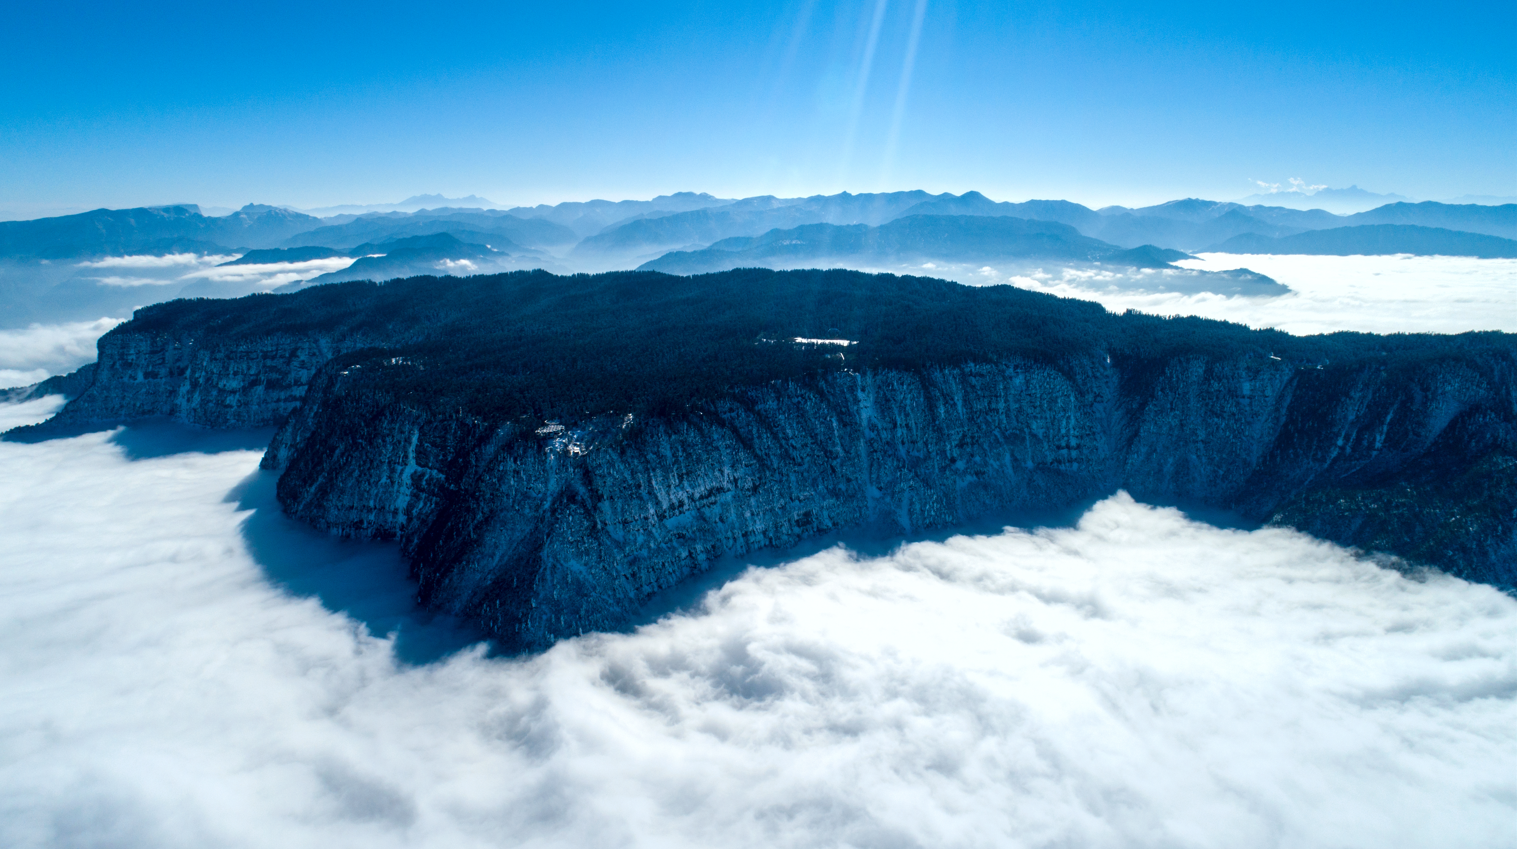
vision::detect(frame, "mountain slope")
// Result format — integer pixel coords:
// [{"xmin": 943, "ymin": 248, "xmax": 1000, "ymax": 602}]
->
[
  {"xmin": 282, "ymin": 211, "xmax": 577, "ymax": 250},
  {"xmin": 894, "ymin": 193, "xmax": 1103, "ymax": 231},
  {"xmin": 506, "ymin": 192, "xmax": 734, "ymax": 238},
  {"xmin": 1344, "ymin": 202, "xmax": 1517, "ymax": 240},
  {"xmin": 573, "ymin": 191, "xmax": 956, "ymax": 265},
  {"xmin": 0, "ymin": 204, "xmax": 324, "ymax": 258},
  {"xmin": 640, "ymin": 215, "xmax": 1137, "ymax": 274},
  {"xmin": 1209, "ymin": 225, "xmax": 1517, "ymax": 258}
]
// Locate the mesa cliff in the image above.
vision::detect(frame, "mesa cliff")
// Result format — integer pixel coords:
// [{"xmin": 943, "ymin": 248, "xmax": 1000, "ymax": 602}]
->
[{"xmin": 13, "ymin": 269, "xmax": 1515, "ymax": 649}]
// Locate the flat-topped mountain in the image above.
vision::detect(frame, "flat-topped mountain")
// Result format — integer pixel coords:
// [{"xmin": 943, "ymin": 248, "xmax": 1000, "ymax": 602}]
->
[{"xmin": 14, "ymin": 269, "xmax": 1513, "ymax": 650}]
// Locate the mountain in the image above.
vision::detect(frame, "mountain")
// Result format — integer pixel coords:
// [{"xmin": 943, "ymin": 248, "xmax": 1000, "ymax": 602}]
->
[
  {"xmin": 571, "ymin": 191, "xmax": 956, "ymax": 266},
  {"xmin": 397, "ymin": 194, "xmax": 499, "ymax": 209},
  {"xmin": 1208, "ymin": 225, "xmax": 1517, "ymax": 258},
  {"xmin": 3, "ymin": 193, "xmax": 1510, "ymax": 273},
  {"xmin": 301, "ymin": 233, "xmax": 523, "ymax": 285},
  {"xmin": 293, "ymin": 195, "xmax": 504, "ymax": 217},
  {"xmin": 1089, "ymin": 208, "xmax": 1306, "ymax": 251},
  {"xmin": 281, "ymin": 210, "xmax": 578, "ymax": 250},
  {"xmin": 1343, "ymin": 202, "xmax": 1517, "ymax": 240},
  {"xmin": 1235, "ymin": 186, "xmax": 1411, "ymax": 214},
  {"xmin": 17, "ymin": 269, "xmax": 1512, "ymax": 650},
  {"xmin": 1101, "ymin": 198, "xmax": 1248, "ymax": 223},
  {"xmin": 886, "ymin": 195, "xmax": 1341, "ymax": 252},
  {"xmin": 506, "ymin": 192, "xmax": 734, "ymax": 238},
  {"xmin": 640, "ymin": 216, "xmax": 1281, "ymax": 296},
  {"xmin": 1443, "ymin": 195, "xmax": 1517, "ymax": 206},
  {"xmin": 0, "ymin": 203, "xmax": 324, "ymax": 259},
  {"xmin": 895, "ymin": 192, "xmax": 1103, "ymax": 231},
  {"xmin": 641, "ymin": 215, "xmax": 1157, "ymax": 273},
  {"xmin": 209, "ymin": 204, "xmax": 327, "ymax": 246}
]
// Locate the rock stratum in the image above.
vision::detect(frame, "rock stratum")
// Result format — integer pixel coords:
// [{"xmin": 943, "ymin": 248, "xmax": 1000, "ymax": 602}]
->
[{"xmin": 10, "ymin": 269, "xmax": 1514, "ymax": 650}]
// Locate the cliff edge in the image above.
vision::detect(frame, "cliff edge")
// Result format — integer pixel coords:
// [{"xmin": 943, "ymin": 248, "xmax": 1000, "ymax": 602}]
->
[{"xmin": 13, "ymin": 269, "xmax": 1514, "ymax": 649}]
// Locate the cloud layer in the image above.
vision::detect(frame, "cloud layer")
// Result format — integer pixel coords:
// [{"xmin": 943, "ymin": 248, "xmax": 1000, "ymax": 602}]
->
[
  {"xmin": 971, "ymin": 254, "xmax": 1517, "ymax": 335},
  {"xmin": 1, "ymin": 406, "xmax": 1513, "ymax": 848},
  {"xmin": 0, "ymin": 319, "xmax": 121, "ymax": 387}
]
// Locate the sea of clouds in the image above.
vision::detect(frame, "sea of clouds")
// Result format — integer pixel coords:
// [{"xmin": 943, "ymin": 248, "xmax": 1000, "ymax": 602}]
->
[
  {"xmin": 883, "ymin": 254, "xmax": 1517, "ymax": 335},
  {"xmin": 0, "ymin": 397, "xmax": 1514, "ymax": 848},
  {"xmin": 73, "ymin": 252, "xmax": 355, "ymax": 289},
  {"xmin": 1007, "ymin": 253, "xmax": 1517, "ymax": 335},
  {"xmin": 0, "ymin": 319, "xmax": 122, "ymax": 388},
  {"xmin": 0, "ymin": 252, "xmax": 361, "ymax": 381},
  {"xmin": 2, "ymin": 255, "xmax": 1515, "ymax": 846}
]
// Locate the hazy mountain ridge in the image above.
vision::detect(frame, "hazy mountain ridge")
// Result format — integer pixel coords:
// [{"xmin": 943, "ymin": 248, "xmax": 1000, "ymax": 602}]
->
[
  {"xmin": 1208, "ymin": 225, "xmax": 1517, "ymax": 258},
  {"xmin": 2, "ymin": 193, "xmax": 1513, "ymax": 277},
  {"xmin": 506, "ymin": 192, "xmax": 734, "ymax": 237},
  {"xmin": 13, "ymin": 269, "xmax": 1513, "ymax": 649},
  {"xmin": 282, "ymin": 210, "xmax": 579, "ymax": 250},
  {"xmin": 572, "ymin": 191, "xmax": 959, "ymax": 266},
  {"xmin": 1235, "ymin": 185, "xmax": 1411, "ymax": 214},
  {"xmin": 296, "ymin": 233, "xmax": 560, "ymax": 286},
  {"xmin": 0, "ymin": 204, "xmax": 322, "ymax": 258},
  {"xmin": 635, "ymin": 216, "xmax": 1284, "ymax": 297},
  {"xmin": 1345, "ymin": 202, "xmax": 1517, "ymax": 239},
  {"xmin": 641, "ymin": 215, "xmax": 1171, "ymax": 271}
]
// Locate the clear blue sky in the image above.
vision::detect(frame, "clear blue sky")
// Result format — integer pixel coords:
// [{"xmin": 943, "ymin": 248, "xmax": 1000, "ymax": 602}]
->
[{"xmin": 1, "ymin": 0, "xmax": 1512, "ymax": 214}]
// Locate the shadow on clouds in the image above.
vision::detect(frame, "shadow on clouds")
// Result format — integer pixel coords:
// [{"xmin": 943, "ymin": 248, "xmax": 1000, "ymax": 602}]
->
[{"xmin": 227, "ymin": 466, "xmax": 489, "ymax": 664}]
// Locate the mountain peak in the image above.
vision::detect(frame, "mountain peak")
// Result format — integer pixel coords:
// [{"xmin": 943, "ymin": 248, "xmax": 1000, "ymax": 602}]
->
[{"xmin": 397, "ymin": 194, "xmax": 500, "ymax": 208}]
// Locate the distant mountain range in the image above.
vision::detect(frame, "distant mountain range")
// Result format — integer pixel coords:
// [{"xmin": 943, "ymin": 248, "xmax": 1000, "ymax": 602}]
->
[
  {"xmin": 1234, "ymin": 186, "xmax": 1410, "ymax": 215},
  {"xmin": 0, "ymin": 204, "xmax": 321, "ymax": 259},
  {"xmin": 1209, "ymin": 225, "xmax": 1517, "ymax": 258},
  {"xmin": 291, "ymin": 195, "xmax": 505, "ymax": 217},
  {"xmin": 2, "ymin": 193, "xmax": 1514, "ymax": 285},
  {"xmin": 639, "ymin": 215, "xmax": 1286, "ymax": 296},
  {"xmin": 641, "ymin": 215, "xmax": 1171, "ymax": 272},
  {"xmin": 503, "ymin": 192, "xmax": 735, "ymax": 238},
  {"xmin": 282, "ymin": 209, "xmax": 577, "ymax": 251}
]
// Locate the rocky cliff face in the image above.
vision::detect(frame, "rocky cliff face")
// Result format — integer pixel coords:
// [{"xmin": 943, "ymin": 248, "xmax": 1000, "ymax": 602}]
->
[
  {"xmin": 32, "ymin": 331, "xmax": 371, "ymax": 430},
  {"xmin": 262, "ymin": 348, "xmax": 1514, "ymax": 650},
  {"xmin": 13, "ymin": 271, "xmax": 1514, "ymax": 650}
]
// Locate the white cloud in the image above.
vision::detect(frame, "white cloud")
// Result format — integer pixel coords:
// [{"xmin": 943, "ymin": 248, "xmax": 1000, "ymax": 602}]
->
[
  {"xmin": 0, "ymin": 318, "xmax": 120, "ymax": 380},
  {"xmin": 0, "ymin": 368, "xmax": 51, "ymax": 390},
  {"xmin": 945, "ymin": 254, "xmax": 1517, "ymax": 335},
  {"xmin": 1251, "ymin": 178, "xmax": 1328, "ymax": 196},
  {"xmin": 180, "ymin": 257, "xmax": 357, "ymax": 285},
  {"xmin": 76, "ymin": 253, "xmax": 233, "ymax": 269},
  {"xmin": 0, "ymin": 413, "xmax": 1512, "ymax": 848}
]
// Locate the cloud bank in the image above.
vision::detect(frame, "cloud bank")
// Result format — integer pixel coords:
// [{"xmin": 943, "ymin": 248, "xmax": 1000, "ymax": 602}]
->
[
  {"xmin": 0, "ymin": 408, "xmax": 1512, "ymax": 848},
  {"xmin": 76, "ymin": 253, "xmax": 236, "ymax": 269},
  {"xmin": 0, "ymin": 319, "xmax": 121, "ymax": 388},
  {"xmin": 972, "ymin": 254, "xmax": 1517, "ymax": 335}
]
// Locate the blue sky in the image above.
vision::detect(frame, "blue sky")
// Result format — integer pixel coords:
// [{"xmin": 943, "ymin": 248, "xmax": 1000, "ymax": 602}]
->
[{"xmin": 1, "ymin": 0, "xmax": 1512, "ymax": 214}]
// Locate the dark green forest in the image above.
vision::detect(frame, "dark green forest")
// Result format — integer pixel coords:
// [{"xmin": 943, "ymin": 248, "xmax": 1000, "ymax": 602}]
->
[{"xmin": 118, "ymin": 268, "xmax": 1516, "ymax": 425}]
